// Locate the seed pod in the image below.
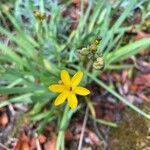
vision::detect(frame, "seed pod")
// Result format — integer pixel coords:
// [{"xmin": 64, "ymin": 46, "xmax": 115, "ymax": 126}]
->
[
  {"xmin": 77, "ymin": 47, "xmax": 90, "ymax": 56},
  {"xmin": 33, "ymin": 10, "xmax": 47, "ymax": 21},
  {"xmin": 95, "ymin": 39, "xmax": 100, "ymax": 45},
  {"xmin": 89, "ymin": 44, "xmax": 97, "ymax": 52},
  {"xmin": 78, "ymin": 38, "xmax": 103, "ymax": 63},
  {"xmin": 93, "ymin": 56, "xmax": 104, "ymax": 70}
]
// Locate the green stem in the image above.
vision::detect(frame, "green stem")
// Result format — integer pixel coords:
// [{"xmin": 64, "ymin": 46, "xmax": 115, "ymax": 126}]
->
[
  {"xmin": 95, "ymin": 118, "xmax": 117, "ymax": 128},
  {"xmin": 56, "ymin": 105, "xmax": 69, "ymax": 150},
  {"xmin": 87, "ymin": 72, "xmax": 150, "ymax": 120}
]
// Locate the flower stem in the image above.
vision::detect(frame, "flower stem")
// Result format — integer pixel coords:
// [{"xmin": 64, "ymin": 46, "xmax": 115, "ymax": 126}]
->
[{"xmin": 56, "ymin": 105, "xmax": 69, "ymax": 150}]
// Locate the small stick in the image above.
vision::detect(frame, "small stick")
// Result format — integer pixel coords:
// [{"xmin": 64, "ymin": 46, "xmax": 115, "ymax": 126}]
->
[
  {"xmin": 78, "ymin": 107, "xmax": 89, "ymax": 150},
  {"xmin": 35, "ymin": 133, "xmax": 42, "ymax": 150}
]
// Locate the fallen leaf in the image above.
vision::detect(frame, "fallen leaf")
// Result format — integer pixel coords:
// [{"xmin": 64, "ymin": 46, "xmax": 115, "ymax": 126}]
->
[
  {"xmin": 38, "ymin": 134, "xmax": 47, "ymax": 144},
  {"xmin": 136, "ymin": 30, "xmax": 150, "ymax": 39},
  {"xmin": 126, "ymin": 94, "xmax": 143, "ymax": 104},
  {"xmin": 0, "ymin": 112, "xmax": 9, "ymax": 127},
  {"xmin": 30, "ymin": 138, "xmax": 36, "ymax": 150},
  {"xmin": 111, "ymin": 72, "xmax": 122, "ymax": 82},
  {"xmin": 116, "ymin": 102, "xmax": 125, "ymax": 110},
  {"xmin": 65, "ymin": 129, "xmax": 73, "ymax": 141},
  {"xmin": 129, "ymin": 84, "xmax": 140, "ymax": 92},
  {"xmin": 137, "ymin": 93, "xmax": 150, "ymax": 102},
  {"xmin": 134, "ymin": 74, "xmax": 150, "ymax": 88},
  {"xmin": 100, "ymin": 72, "xmax": 109, "ymax": 81},
  {"xmin": 44, "ymin": 133, "xmax": 56, "ymax": 150},
  {"xmin": 19, "ymin": 142, "xmax": 30, "ymax": 150},
  {"xmin": 14, "ymin": 132, "xmax": 30, "ymax": 150},
  {"xmin": 86, "ymin": 128, "xmax": 100, "ymax": 145},
  {"xmin": 73, "ymin": 0, "xmax": 88, "ymax": 7},
  {"xmin": 122, "ymin": 70, "xmax": 129, "ymax": 83},
  {"xmin": 71, "ymin": 123, "xmax": 100, "ymax": 145}
]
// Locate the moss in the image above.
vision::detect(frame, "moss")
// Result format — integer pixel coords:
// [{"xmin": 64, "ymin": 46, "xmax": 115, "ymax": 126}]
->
[{"xmin": 109, "ymin": 103, "xmax": 150, "ymax": 150}]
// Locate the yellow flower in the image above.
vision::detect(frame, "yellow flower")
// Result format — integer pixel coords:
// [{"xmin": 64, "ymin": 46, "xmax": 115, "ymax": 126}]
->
[{"xmin": 48, "ymin": 70, "xmax": 90, "ymax": 109}]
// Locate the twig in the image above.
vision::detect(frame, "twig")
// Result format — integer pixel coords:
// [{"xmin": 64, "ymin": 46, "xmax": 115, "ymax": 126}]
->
[
  {"xmin": 35, "ymin": 133, "xmax": 42, "ymax": 150},
  {"xmin": 93, "ymin": 118, "xmax": 108, "ymax": 150},
  {"xmin": 8, "ymin": 104, "xmax": 16, "ymax": 116},
  {"xmin": 78, "ymin": 107, "xmax": 89, "ymax": 150}
]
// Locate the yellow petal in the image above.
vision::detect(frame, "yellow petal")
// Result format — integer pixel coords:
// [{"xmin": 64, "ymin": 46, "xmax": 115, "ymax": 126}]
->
[
  {"xmin": 74, "ymin": 87, "xmax": 90, "ymax": 95},
  {"xmin": 71, "ymin": 71, "xmax": 83, "ymax": 88},
  {"xmin": 61, "ymin": 70, "xmax": 70, "ymax": 88},
  {"xmin": 67, "ymin": 93, "xmax": 78, "ymax": 109},
  {"xmin": 54, "ymin": 91, "xmax": 69, "ymax": 106},
  {"xmin": 48, "ymin": 84, "xmax": 66, "ymax": 93}
]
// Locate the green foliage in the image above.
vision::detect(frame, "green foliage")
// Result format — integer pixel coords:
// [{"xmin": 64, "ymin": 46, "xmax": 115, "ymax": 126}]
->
[{"xmin": 0, "ymin": 0, "xmax": 150, "ymax": 148}]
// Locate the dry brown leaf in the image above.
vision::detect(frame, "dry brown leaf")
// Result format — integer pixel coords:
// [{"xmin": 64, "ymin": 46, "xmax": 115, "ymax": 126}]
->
[
  {"xmin": 44, "ymin": 140, "xmax": 56, "ymax": 150},
  {"xmin": 44, "ymin": 133, "xmax": 56, "ymax": 150},
  {"xmin": 122, "ymin": 70, "xmax": 129, "ymax": 83},
  {"xmin": 71, "ymin": 124, "xmax": 100, "ymax": 145},
  {"xmin": 38, "ymin": 134, "xmax": 47, "ymax": 144},
  {"xmin": 65, "ymin": 129, "xmax": 73, "ymax": 141},
  {"xmin": 0, "ymin": 112, "xmax": 9, "ymax": 127},
  {"xmin": 136, "ymin": 31, "xmax": 150, "ymax": 39},
  {"xmin": 129, "ymin": 84, "xmax": 140, "ymax": 92},
  {"xmin": 137, "ymin": 93, "xmax": 150, "ymax": 102},
  {"xmin": 134, "ymin": 74, "xmax": 150, "ymax": 88},
  {"xmin": 14, "ymin": 132, "xmax": 30, "ymax": 150},
  {"xmin": 100, "ymin": 72, "xmax": 109, "ymax": 81},
  {"xmin": 19, "ymin": 142, "xmax": 30, "ymax": 150},
  {"xmin": 30, "ymin": 138, "xmax": 36, "ymax": 150},
  {"xmin": 73, "ymin": 0, "xmax": 88, "ymax": 7},
  {"xmin": 111, "ymin": 72, "xmax": 122, "ymax": 82},
  {"xmin": 87, "ymin": 129, "xmax": 100, "ymax": 145}
]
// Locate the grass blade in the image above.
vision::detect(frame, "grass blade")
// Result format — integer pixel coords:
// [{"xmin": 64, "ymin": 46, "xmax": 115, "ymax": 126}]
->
[{"xmin": 87, "ymin": 72, "xmax": 150, "ymax": 120}]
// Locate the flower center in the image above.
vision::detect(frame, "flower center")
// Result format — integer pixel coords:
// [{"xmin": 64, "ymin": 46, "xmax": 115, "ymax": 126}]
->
[{"xmin": 69, "ymin": 87, "xmax": 72, "ymax": 91}]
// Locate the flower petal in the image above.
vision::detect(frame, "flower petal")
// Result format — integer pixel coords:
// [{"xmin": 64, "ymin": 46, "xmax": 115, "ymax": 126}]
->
[
  {"xmin": 74, "ymin": 87, "xmax": 90, "ymax": 95},
  {"xmin": 67, "ymin": 93, "xmax": 78, "ymax": 109},
  {"xmin": 61, "ymin": 70, "xmax": 70, "ymax": 88},
  {"xmin": 48, "ymin": 84, "xmax": 66, "ymax": 93},
  {"xmin": 71, "ymin": 71, "xmax": 83, "ymax": 88},
  {"xmin": 54, "ymin": 91, "xmax": 69, "ymax": 106}
]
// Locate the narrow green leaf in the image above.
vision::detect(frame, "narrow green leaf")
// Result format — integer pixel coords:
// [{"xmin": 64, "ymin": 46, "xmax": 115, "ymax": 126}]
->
[
  {"xmin": 88, "ymin": 73, "xmax": 150, "ymax": 120},
  {"xmin": 105, "ymin": 38, "xmax": 150, "ymax": 66},
  {"xmin": 0, "ymin": 93, "xmax": 33, "ymax": 108}
]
